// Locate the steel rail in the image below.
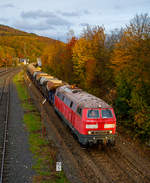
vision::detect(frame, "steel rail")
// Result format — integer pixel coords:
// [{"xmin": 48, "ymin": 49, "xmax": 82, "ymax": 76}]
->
[
  {"xmin": 0, "ymin": 70, "xmax": 9, "ymax": 76},
  {"xmin": 0, "ymin": 68, "xmax": 15, "ymax": 77},
  {"xmin": 0, "ymin": 68, "xmax": 7, "ymax": 73},
  {"xmin": 0, "ymin": 81, "xmax": 6, "ymax": 103},
  {"xmin": 0, "ymin": 71, "xmax": 5, "ymax": 74},
  {"xmin": 0, "ymin": 77, "xmax": 10, "ymax": 183}
]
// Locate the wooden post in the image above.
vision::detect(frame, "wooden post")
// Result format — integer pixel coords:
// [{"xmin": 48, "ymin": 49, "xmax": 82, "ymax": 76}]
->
[{"xmin": 41, "ymin": 100, "xmax": 47, "ymax": 137}]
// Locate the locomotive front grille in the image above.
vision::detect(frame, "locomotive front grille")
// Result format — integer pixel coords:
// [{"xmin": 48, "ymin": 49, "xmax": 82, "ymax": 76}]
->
[{"xmin": 88, "ymin": 130, "xmax": 112, "ymax": 135}]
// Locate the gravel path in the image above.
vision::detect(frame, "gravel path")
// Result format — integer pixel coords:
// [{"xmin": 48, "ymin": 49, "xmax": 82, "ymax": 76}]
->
[{"xmin": 5, "ymin": 80, "xmax": 35, "ymax": 183}]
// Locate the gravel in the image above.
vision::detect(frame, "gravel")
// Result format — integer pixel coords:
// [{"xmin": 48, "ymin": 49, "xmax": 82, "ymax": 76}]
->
[{"xmin": 5, "ymin": 81, "xmax": 35, "ymax": 183}]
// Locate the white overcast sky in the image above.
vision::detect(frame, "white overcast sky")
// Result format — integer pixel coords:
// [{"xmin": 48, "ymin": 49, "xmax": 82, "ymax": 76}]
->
[{"xmin": 0, "ymin": 0, "xmax": 149, "ymax": 41}]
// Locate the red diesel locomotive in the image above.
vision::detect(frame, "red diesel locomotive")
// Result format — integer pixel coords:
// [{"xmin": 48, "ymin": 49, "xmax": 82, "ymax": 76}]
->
[{"xmin": 54, "ymin": 85, "xmax": 116, "ymax": 145}]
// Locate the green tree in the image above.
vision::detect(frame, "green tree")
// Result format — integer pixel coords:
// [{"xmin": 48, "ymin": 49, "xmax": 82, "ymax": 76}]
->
[{"xmin": 111, "ymin": 14, "xmax": 150, "ymax": 141}]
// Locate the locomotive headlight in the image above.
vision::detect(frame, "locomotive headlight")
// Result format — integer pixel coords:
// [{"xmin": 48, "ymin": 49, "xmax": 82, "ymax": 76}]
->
[
  {"xmin": 109, "ymin": 130, "xmax": 112, "ymax": 134},
  {"xmin": 88, "ymin": 131, "xmax": 92, "ymax": 135},
  {"xmin": 104, "ymin": 124, "xmax": 115, "ymax": 129},
  {"xmin": 86, "ymin": 124, "xmax": 98, "ymax": 129}
]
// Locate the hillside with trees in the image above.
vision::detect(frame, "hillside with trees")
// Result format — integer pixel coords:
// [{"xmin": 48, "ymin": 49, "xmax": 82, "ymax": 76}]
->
[{"xmin": 0, "ymin": 24, "xmax": 57, "ymax": 67}]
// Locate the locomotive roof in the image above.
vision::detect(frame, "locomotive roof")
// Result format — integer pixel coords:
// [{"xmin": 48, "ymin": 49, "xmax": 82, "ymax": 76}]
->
[{"xmin": 57, "ymin": 85, "xmax": 111, "ymax": 108}]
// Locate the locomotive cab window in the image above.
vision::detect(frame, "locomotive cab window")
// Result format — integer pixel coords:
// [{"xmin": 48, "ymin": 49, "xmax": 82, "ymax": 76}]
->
[
  {"xmin": 87, "ymin": 110, "xmax": 100, "ymax": 118},
  {"xmin": 77, "ymin": 107, "xmax": 82, "ymax": 116},
  {"xmin": 70, "ymin": 101, "xmax": 73, "ymax": 108},
  {"xmin": 102, "ymin": 109, "xmax": 113, "ymax": 118}
]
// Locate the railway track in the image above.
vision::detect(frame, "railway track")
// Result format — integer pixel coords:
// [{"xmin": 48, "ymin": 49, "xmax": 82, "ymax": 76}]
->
[
  {"xmin": 0, "ymin": 77, "xmax": 10, "ymax": 183},
  {"xmin": 86, "ymin": 144, "xmax": 150, "ymax": 183},
  {"xmin": 0, "ymin": 68, "xmax": 14, "ymax": 77},
  {"xmin": 0, "ymin": 68, "xmax": 21, "ymax": 183},
  {"xmin": 24, "ymin": 72, "xmax": 150, "ymax": 183},
  {"xmin": 0, "ymin": 70, "xmax": 6, "ymax": 74}
]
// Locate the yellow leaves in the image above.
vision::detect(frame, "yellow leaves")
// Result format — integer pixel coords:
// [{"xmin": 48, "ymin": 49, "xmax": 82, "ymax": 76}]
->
[
  {"xmin": 0, "ymin": 45, "xmax": 15, "ymax": 66},
  {"xmin": 111, "ymin": 29, "xmax": 150, "ymax": 73},
  {"xmin": 72, "ymin": 37, "xmax": 97, "ymax": 84},
  {"xmin": 85, "ymin": 59, "xmax": 97, "ymax": 87},
  {"xmin": 71, "ymin": 26, "xmax": 111, "ymax": 94},
  {"xmin": 72, "ymin": 37, "xmax": 100, "ymax": 70}
]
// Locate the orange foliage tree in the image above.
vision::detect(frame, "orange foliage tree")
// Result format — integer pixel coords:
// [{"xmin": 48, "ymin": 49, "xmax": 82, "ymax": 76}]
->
[{"xmin": 72, "ymin": 26, "xmax": 113, "ymax": 97}]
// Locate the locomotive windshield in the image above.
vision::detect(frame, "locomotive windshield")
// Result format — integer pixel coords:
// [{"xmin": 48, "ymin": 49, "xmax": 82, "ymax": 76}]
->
[
  {"xmin": 87, "ymin": 110, "xmax": 100, "ymax": 118},
  {"xmin": 102, "ymin": 109, "xmax": 113, "ymax": 118}
]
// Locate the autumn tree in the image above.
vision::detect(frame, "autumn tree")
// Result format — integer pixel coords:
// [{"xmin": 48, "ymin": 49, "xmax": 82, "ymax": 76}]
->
[
  {"xmin": 105, "ymin": 28, "xmax": 124, "ymax": 52},
  {"xmin": 63, "ymin": 36, "xmax": 77, "ymax": 82},
  {"xmin": 111, "ymin": 14, "xmax": 150, "ymax": 141},
  {"xmin": 0, "ymin": 45, "xmax": 15, "ymax": 66},
  {"xmin": 72, "ymin": 26, "xmax": 113, "ymax": 97}
]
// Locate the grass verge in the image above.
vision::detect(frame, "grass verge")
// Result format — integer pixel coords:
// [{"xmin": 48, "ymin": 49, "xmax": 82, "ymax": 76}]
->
[{"xmin": 13, "ymin": 71, "xmax": 70, "ymax": 183}]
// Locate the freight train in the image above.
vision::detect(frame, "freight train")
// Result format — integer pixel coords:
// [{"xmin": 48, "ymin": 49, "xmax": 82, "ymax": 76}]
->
[{"xmin": 27, "ymin": 63, "xmax": 116, "ymax": 146}]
